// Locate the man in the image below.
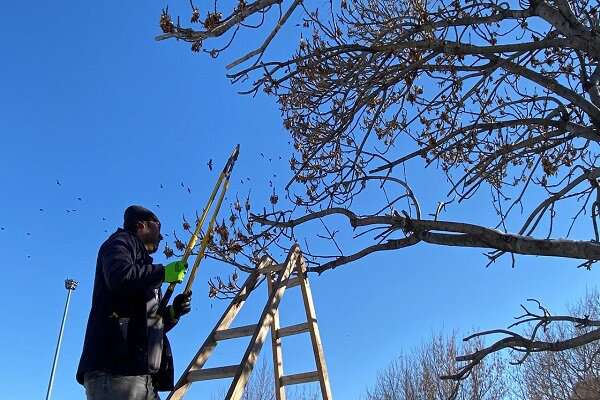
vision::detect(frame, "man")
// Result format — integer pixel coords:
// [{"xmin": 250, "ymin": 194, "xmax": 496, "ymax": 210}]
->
[{"xmin": 77, "ymin": 205, "xmax": 192, "ymax": 400}]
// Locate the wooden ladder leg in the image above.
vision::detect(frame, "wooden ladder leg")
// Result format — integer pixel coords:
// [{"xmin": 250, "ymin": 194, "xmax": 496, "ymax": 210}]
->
[
  {"xmin": 167, "ymin": 269, "xmax": 261, "ymax": 400},
  {"xmin": 224, "ymin": 247, "xmax": 301, "ymax": 400},
  {"xmin": 268, "ymin": 272, "xmax": 286, "ymax": 400},
  {"xmin": 297, "ymin": 256, "xmax": 333, "ymax": 400}
]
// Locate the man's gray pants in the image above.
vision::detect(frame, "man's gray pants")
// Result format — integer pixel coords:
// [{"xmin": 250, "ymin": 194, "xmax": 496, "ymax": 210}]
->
[{"xmin": 84, "ymin": 371, "xmax": 160, "ymax": 400}]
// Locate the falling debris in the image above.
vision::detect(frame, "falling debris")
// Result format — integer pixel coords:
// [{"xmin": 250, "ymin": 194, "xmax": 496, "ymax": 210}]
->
[
  {"xmin": 39, "ymin": 208, "xmax": 44, "ymax": 212},
  {"xmin": 187, "ymin": 187, "xmax": 191, "ymax": 194},
  {"xmin": 160, "ymin": 184, "xmax": 164, "ymax": 189},
  {"xmin": 56, "ymin": 180, "xmax": 61, "ymax": 186},
  {"xmin": 77, "ymin": 197, "xmax": 82, "ymax": 201},
  {"xmin": 208, "ymin": 159, "xmax": 213, "ymax": 171}
]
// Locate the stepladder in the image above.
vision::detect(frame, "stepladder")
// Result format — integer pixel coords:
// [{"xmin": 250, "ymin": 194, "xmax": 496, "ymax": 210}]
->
[{"xmin": 167, "ymin": 245, "xmax": 333, "ymax": 400}]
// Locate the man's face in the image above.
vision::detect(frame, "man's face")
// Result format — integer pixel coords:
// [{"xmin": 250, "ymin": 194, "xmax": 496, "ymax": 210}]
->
[{"xmin": 137, "ymin": 220, "xmax": 163, "ymax": 254}]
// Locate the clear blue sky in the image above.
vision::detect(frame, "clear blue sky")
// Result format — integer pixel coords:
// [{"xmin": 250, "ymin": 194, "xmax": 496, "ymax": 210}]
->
[{"xmin": 1, "ymin": 1, "xmax": 599, "ymax": 399}]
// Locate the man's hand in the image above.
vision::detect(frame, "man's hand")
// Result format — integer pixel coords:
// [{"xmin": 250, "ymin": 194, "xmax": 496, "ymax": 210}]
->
[
  {"xmin": 172, "ymin": 291, "xmax": 192, "ymax": 319},
  {"xmin": 164, "ymin": 260, "xmax": 187, "ymax": 283}
]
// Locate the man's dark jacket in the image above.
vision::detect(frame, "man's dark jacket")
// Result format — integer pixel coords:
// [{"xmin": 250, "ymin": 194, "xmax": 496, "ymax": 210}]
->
[{"xmin": 77, "ymin": 228, "xmax": 177, "ymax": 391}]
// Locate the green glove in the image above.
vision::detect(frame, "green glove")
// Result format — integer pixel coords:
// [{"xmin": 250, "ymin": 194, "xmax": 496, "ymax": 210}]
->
[{"xmin": 164, "ymin": 260, "xmax": 187, "ymax": 283}]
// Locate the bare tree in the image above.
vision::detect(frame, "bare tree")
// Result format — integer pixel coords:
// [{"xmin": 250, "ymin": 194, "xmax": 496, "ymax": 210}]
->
[
  {"xmin": 243, "ymin": 359, "xmax": 274, "ymax": 400},
  {"xmin": 365, "ymin": 334, "xmax": 507, "ymax": 400},
  {"xmin": 571, "ymin": 378, "xmax": 600, "ymax": 400},
  {"xmin": 364, "ymin": 294, "xmax": 600, "ymax": 400},
  {"xmin": 158, "ymin": 0, "xmax": 600, "ymax": 379},
  {"xmin": 508, "ymin": 290, "xmax": 600, "ymax": 400}
]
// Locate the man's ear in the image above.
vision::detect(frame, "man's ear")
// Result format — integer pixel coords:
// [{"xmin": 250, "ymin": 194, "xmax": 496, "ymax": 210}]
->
[{"xmin": 136, "ymin": 221, "xmax": 145, "ymax": 233}]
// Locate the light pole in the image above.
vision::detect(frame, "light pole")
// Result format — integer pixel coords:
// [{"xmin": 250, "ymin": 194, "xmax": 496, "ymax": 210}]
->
[{"xmin": 45, "ymin": 278, "xmax": 78, "ymax": 400}]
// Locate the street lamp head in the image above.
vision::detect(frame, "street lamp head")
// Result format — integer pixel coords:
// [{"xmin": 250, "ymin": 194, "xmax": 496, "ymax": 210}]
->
[{"xmin": 64, "ymin": 279, "xmax": 78, "ymax": 290}]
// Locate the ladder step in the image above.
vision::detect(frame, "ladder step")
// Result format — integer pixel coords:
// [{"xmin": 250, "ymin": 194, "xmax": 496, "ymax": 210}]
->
[
  {"xmin": 287, "ymin": 276, "xmax": 301, "ymax": 288},
  {"xmin": 277, "ymin": 322, "xmax": 310, "ymax": 338},
  {"xmin": 187, "ymin": 365, "xmax": 239, "ymax": 382},
  {"xmin": 280, "ymin": 371, "xmax": 320, "ymax": 386},
  {"xmin": 214, "ymin": 324, "xmax": 258, "ymax": 341}
]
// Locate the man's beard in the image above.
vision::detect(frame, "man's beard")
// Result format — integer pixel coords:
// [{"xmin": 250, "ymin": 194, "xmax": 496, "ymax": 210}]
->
[{"xmin": 144, "ymin": 237, "xmax": 161, "ymax": 254}]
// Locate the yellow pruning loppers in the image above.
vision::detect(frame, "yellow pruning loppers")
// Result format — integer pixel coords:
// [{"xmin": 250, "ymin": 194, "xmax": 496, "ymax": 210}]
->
[{"xmin": 159, "ymin": 144, "xmax": 240, "ymax": 311}]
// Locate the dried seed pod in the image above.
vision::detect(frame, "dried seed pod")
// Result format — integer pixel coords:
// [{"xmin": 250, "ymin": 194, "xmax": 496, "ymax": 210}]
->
[
  {"xmin": 215, "ymin": 222, "xmax": 229, "ymax": 243},
  {"xmin": 234, "ymin": 0, "xmax": 248, "ymax": 13},
  {"xmin": 229, "ymin": 241, "xmax": 242, "ymax": 253},
  {"xmin": 160, "ymin": 9, "xmax": 175, "ymax": 33},
  {"xmin": 191, "ymin": 8, "xmax": 200, "ymax": 23},
  {"xmin": 204, "ymin": 12, "xmax": 222, "ymax": 30},
  {"xmin": 237, "ymin": 231, "xmax": 248, "ymax": 242},
  {"xmin": 229, "ymin": 213, "xmax": 237, "ymax": 226},
  {"xmin": 270, "ymin": 191, "xmax": 279, "ymax": 205},
  {"xmin": 191, "ymin": 40, "xmax": 202, "ymax": 52}
]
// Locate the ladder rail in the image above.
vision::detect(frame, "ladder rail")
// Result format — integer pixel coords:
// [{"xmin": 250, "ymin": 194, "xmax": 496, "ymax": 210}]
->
[
  {"xmin": 268, "ymin": 272, "xmax": 286, "ymax": 400},
  {"xmin": 225, "ymin": 246, "xmax": 301, "ymax": 400},
  {"xmin": 297, "ymin": 255, "xmax": 334, "ymax": 400}
]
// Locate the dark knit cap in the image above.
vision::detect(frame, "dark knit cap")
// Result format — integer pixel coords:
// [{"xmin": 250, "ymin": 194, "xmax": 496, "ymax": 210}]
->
[{"xmin": 123, "ymin": 205, "xmax": 159, "ymax": 232}]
